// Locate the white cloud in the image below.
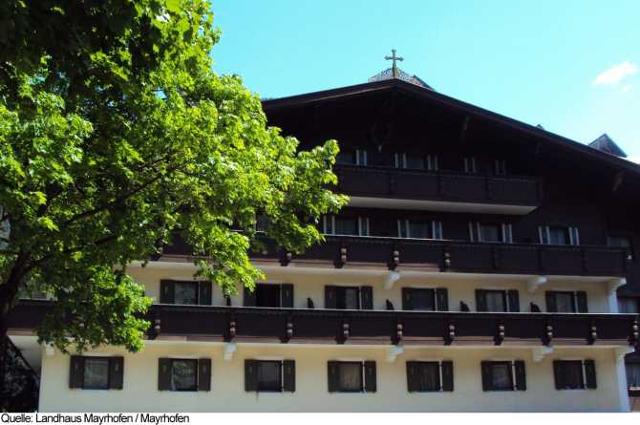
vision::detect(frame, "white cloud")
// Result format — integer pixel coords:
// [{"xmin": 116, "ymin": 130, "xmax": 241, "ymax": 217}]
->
[{"xmin": 593, "ymin": 61, "xmax": 638, "ymax": 86}]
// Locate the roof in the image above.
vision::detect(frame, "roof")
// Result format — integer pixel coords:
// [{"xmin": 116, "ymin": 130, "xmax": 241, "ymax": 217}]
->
[
  {"xmin": 263, "ymin": 78, "xmax": 640, "ymax": 177},
  {"xmin": 368, "ymin": 67, "xmax": 432, "ymax": 89},
  {"xmin": 589, "ymin": 133, "xmax": 627, "ymax": 158}
]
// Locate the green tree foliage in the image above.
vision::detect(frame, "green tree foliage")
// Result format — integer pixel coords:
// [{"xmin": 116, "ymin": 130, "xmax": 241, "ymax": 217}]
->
[{"xmin": 0, "ymin": 0, "xmax": 346, "ymax": 353}]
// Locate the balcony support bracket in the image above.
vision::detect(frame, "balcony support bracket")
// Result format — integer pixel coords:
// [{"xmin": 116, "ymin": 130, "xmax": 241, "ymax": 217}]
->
[
  {"xmin": 386, "ymin": 345, "xmax": 404, "ymax": 363},
  {"xmin": 527, "ymin": 276, "xmax": 548, "ymax": 293},
  {"xmin": 223, "ymin": 342, "xmax": 237, "ymax": 362},
  {"xmin": 383, "ymin": 271, "xmax": 401, "ymax": 290},
  {"xmin": 607, "ymin": 278, "xmax": 627, "ymax": 313},
  {"xmin": 531, "ymin": 346, "xmax": 553, "ymax": 362}
]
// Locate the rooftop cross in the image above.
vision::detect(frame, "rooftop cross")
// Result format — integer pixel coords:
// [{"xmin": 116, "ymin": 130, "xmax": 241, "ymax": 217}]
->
[{"xmin": 384, "ymin": 49, "xmax": 404, "ymax": 78}]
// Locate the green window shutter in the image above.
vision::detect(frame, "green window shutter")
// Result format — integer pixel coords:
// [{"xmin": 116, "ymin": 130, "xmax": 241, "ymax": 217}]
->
[
  {"xmin": 476, "ymin": 290, "xmax": 488, "ymax": 312},
  {"xmin": 198, "ymin": 281, "xmax": 212, "ymax": 305},
  {"xmin": 406, "ymin": 361, "xmax": 419, "ymax": 392},
  {"xmin": 109, "ymin": 357, "xmax": 124, "ymax": 390},
  {"xmin": 545, "ymin": 291, "xmax": 557, "ymax": 312},
  {"xmin": 364, "ymin": 361, "xmax": 377, "ymax": 393},
  {"xmin": 402, "ymin": 288, "xmax": 413, "ymax": 310},
  {"xmin": 507, "ymin": 290, "xmax": 520, "ymax": 312},
  {"xmin": 576, "ymin": 291, "xmax": 588, "ymax": 313},
  {"xmin": 360, "ymin": 286, "xmax": 373, "ymax": 310},
  {"xmin": 325, "ymin": 286, "xmax": 337, "ymax": 309},
  {"xmin": 584, "ymin": 360, "xmax": 597, "ymax": 389},
  {"xmin": 158, "ymin": 358, "xmax": 172, "ymax": 391},
  {"xmin": 160, "ymin": 280, "xmax": 175, "ymax": 304},
  {"xmin": 282, "ymin": 360, "xmax": 296, "ymax": 392},
  {"xmin": 69, "ymin": 356, "xmax": 84, "ymax": 389},
  {"xmin": 441, "ymin": 361, "xmax": 454, "ymax": 392},
  {"xmin": 481, "ymin": 361, "xmax": 492, "ymax": 391},
  {"xmin": 514, "ymin": 360, "xmax": 526, "ymax": 391},
  {"xmin": 198, "ymin": 358, "xmax": 211, "ymax": 391},
  {"xmin": 281, "ymin": 284, "xmax": 294, "ymax": 308},
  {"xmin": 327, "ymin": 361, "xmax": 339, "ymax": 392},
  {"xmin": 244, "ymin": 360, "xmax": 257, "ymax": 392},
  {"xmin": 243, "ymin": 286, "xmax": 257, "ymax": 307},
  {"xmin": 436, "ymin": 288, "xmax": 449, "ymax": 311}
]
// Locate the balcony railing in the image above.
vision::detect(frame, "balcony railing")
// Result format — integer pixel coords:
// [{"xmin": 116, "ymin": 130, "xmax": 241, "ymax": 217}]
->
[
  {"xmin": 8, "ymin": 300, "xmax": 638, "ymax": 347},
  {"xmin": 250, "ymin": 236, "xmax": 630, "ymax": 277},
  {"xmin": 335, "ymin": 165, "xmax": 542, "ymax": 207}
]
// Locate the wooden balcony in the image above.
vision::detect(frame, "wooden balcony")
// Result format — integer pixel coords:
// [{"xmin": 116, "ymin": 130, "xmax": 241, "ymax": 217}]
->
[
  {"xmin": 335, "ymin": 165, "xmax": 541, "ymax": 214},
  {"xmin": 8, "ymin": 300, "xmax": 638, "ymax": 347},
  {"xmin": 250, "ymin": 236, "xmax": 630, "ymax": 278}
]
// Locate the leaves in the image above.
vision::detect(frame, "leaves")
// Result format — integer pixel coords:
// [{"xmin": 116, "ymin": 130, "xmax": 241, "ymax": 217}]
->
[{"xmin": 0, "ymin": 0, "xmax": 346, "ymax": 353}]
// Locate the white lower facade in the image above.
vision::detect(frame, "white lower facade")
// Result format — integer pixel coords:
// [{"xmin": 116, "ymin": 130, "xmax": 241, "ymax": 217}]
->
[{"xmin": 33, "ymin": 341, "xmax": 631, "ymax": 412}]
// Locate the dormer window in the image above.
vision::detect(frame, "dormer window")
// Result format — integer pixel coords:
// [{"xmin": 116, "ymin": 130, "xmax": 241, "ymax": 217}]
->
[
  {"xmin": 337, "ymin": 149, "xmax": 368, "ymax": 166},
  {"xmin": 394, "ymin": 153, "xmax": 438, "ymax": 171},
  {"xmin": 323, "ymin": 215, "xmax": 369, "ymax": 236},
  {"xmin": 539, "ymin": 225, "xmax": 579, "ymax": 246}
]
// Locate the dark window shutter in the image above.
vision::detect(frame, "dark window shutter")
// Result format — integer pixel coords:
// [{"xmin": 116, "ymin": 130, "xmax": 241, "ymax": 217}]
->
[
  {"xmin": 198, "ymin": 358, "xmax": 211, "ymax": 391},
  {"xmin": 552, "ymin": 361, "xmax": 563, "ymax": 390},
  {"xmin": 576, "ymin": 291, "xmax": 588, "ymax": 313},
  {"xmin": 160, "ymin": 280, "xmax": 175, "ymax": 304},
  {"xmin": 325, "ymin": 286, "xmax": 337, "ymax": 309},
  {"xmin": 441, "ymin": 361, "xmax": 454, "ymax": 392},
  {"xmin": 244, "ymin": 360, "xmax": 258, "ymax": 392},
  {"xmin": 243, "ymin": 286, "xmax": 257, "ymax": 307},
  {"xmin": 514, "ymin": 360, "xmax": 526, "ymax": 391},
  {"xmin": 546, "ymin": 292, "xmax": 557, "ymax": 312},
  {"xmin": 282, "ymin": 360, "xmax": 296, "ymax": 392},
  {"xmin": 327, "ymin": 361, "xmax": 339, "ymax": 392},
  {"xmin": 109, "ymin": 357, "xmax": 124, "ymax": 390},
  {"xmin": 481, "ymin": 361, "xmax": 492, "ymax": 391},
  {"xmin": 507, "ymin": 290, "xmax": 520, "ymax": 312},
  {"xmin": 402, "ymin": 288, "xmax": 413, "ymax": 310},
  {"xmin": 476, "ymin": 290, "xmax": 488, "ymax": 312},
  {"xmin": 69, "ymin": 356, "xmax": 84, "ymax": 389},
  {"xmin": 281, "ymin": 284, "xmax": 294, "ymax": 308},
  {"xmin": 584, "ymin": 360, "xmax": 597, "ymax": 389},
  {"xmin": 199, "ymin": 281, "xmax": 212, "ymax": 305},
  {"xmin": 406, "ymin": 361, "xmax": 419, "ymax": 392},
  {"xmin": 436, "ymin": 288, "xmax": 449, "ymax": 311},
  {"xmin": 360, "ymin": 286, "xmax": 373, "ymax": 310},
  {"xmin": 364, "ymin": 361, "xmax": 377, "ymax": 393},
  {"xmin": 158, "ymin": 358, "xmax": 172, "ymax": 391}
]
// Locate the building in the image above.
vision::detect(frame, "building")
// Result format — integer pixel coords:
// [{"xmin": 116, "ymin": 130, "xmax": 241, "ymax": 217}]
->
[{"xmin": 7, "ymin": 66, "xmax": 640, "ymax": 412}]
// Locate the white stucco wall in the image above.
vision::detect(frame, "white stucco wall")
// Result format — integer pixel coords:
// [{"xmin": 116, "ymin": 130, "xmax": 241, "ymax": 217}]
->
[{"xmin": 38, "ymin": 342, "xmax": 628, "ymax": 412}]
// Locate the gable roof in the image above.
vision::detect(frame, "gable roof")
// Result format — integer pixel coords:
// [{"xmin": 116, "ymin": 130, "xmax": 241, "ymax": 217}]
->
[
  {"xmin": 263, "ymin": 78, "xmax": 640, "ymax": 177},
  {"xmin": 589, "ymin": 133, "xmax": 627, "ymax": 158}
]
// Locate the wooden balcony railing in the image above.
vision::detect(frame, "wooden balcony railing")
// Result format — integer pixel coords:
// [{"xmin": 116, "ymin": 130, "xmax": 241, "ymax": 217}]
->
[
  {"xmin": 8, "ymin": 300, "xmax": 639, "ymax": 347},
  {"xmin": 335, "ymin": 165, "xmax": 542, "ymax": 206},
  {"xmin": 249, "ymin": 236, "xmax": 630, "ymax": 277}
]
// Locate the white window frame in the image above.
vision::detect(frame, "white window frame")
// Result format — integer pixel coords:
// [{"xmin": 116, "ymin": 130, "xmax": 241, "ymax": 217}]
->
[
  {"xmin": 468, "ymin": 222, "xmax": 512, "ymax": 243},
  {"xmin": 538, "ymin": 225, "xmax": 580, "ymax": 246},
  {"xmin": 394, "ymin": 153, "xmax": 439, "ymax": 171},
  {"xmin": 464, "ymin": 157, "xmax": 477, "ymax": 173},
  {"xmin": 323, "ymin": 215, "xmax": 369, "ymax": 237},
  {"xmin": 554, "ymin": 359, "xmax": 592, "ymax": 391},
  {"xmin": 397, "ymin": 219, "xmax": 443, "ymax": 240},
  {"xmin": 494, "ymin": 159, "xmax": 507, "ymax": 176},
  {"xmin": 409, "ymin": 359, "xmax": 450, "ymax": 392},
  {"xmin": 355, "ymin": 149, "xmax": 368, "ymax": 166}
]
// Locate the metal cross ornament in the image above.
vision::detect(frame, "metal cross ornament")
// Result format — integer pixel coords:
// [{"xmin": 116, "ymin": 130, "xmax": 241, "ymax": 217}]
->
[{"xmin": 385, "ymin": 49, "xmax": 403, "ymax": 78}]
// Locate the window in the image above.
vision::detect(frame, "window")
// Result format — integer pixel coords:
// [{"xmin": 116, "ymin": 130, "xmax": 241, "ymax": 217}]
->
[
  {"xmin": 159, "ymin": 280, "xmax": 212, "ymax": 305},
  {"xmin": 323, "ymin": 215, "xmax": 369, "ymax": 236},
  {"xmin": 158, "ymin": 358, "xmax": 211, "ymax": 392},
  {"xmin": 397, "ymin": 219, "xmax": 443, "ymax": 239},
  {"xmin": 553, "ymin": 360, "xmax": 596, "ymax": 390},
  {"xmin": 328, "ymin": 361, "xmax": 376, "ymax": 393},
  {"xmin": 255, "ymin": 214, "xmax": 270, "ymax": 232},
  {"xmin": 325, "ymin": 285, "xmax": 373, "ymax": 310},
  {"xmin": 545, "ymin": 291, "xmax": 588, "ymax": 313},
  {"xmin": 476, "ymin": 289, "xmax": 520, "ymax": 312},
  {"xmin": 69, "ymin": 356, "xmax": 123, "ymax": 390},
  {"xmin": 464, "ymin": 157, "xmax": 477, "ymax": 173},
  {"xmin": 469, "ymin": 222, "xmax": 512, "ymax": 243},
  {"xmin": 243, "ymin": 283, "xmax": 293, "ymax": 308},
  {"xmin": 337, "ymin": 149, "xmax": 368, "ymax": 166},
  {"xmin": 402, "ymin": 287, "xmax": 448, "ymax": 311},
  {"xmin": 407, "ymin": 361, "xmax": 454, "ymax": 392},
  {"xmin": 494, "ymin": 159, "xmax": 507, "ymax": 176},
  {"xmin": 394, "ymin": 153, "xmax": 439, "ymax": 171},
  {"xmin": 481, "ymin": 361, "xmax": 526, "ymax": 391},
  {"xmin": 618, "ymin": 298, "xmax": 639, "ymax": 314},
  {"xmin": 626, "ymin": 362, "xmax": 640, "ymax": 391},
  {"xmin": 539, "ymin": 225, "xmax": 579, "ymax": 246},
  {"xmin": 608, "ymin": 235, "xmax": 634, "ymax": 260},
  {"xmin": 244, "ymin": 360, "xmax": 295, "ymax": 393}
]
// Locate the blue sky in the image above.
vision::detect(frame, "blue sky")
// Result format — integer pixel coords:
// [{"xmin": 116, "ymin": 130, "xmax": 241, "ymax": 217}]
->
[{"xmin": 211, "ymin": 0, "xmax": 639, "ymax": 161}]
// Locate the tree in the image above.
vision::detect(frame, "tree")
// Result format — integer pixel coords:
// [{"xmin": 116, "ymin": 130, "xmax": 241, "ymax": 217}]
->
[{"xmin": 0, "ymin": 0, "xmax": 346, "ymax": 359}]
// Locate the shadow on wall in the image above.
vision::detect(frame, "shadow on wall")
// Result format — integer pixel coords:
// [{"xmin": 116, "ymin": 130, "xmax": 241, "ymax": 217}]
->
[{"xmin": 1, "ymin": 337, "xmax": 39, "ymax": 412}]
